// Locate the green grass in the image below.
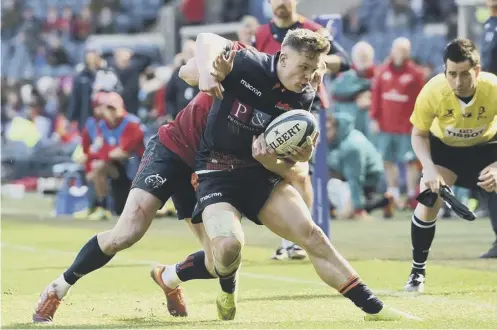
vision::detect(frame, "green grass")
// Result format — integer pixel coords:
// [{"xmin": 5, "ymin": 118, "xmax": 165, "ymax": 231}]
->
[{"xmin": 2, "ymin": 198, "xmax": 497, "ymax": 328}]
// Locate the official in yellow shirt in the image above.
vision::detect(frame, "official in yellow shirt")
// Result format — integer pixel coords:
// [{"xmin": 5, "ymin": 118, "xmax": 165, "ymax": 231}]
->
[{"xmin": 405, "ymin": 39, "xmax": 497, "ymax": 293}]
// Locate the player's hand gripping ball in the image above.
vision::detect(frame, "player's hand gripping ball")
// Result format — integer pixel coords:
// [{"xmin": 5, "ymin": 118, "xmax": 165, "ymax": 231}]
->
[{"xmin": 264, "ymin": 110, "xmax": 319, "ymax": 161}]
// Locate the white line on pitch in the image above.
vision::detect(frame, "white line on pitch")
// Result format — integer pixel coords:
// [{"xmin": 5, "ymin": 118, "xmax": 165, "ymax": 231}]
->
[{"xmin": 2, "ymin": 242, "xmax": 497, "ymax": 310}]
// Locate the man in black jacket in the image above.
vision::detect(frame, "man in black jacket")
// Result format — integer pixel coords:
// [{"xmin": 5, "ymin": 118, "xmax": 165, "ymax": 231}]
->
[
  {"xmin": 165, "ymin": 40, "xmax": 199, "ymax": 119},
  {"xmin": 68, "ymin": 50, "xmax": 106, "ymax": 130}
]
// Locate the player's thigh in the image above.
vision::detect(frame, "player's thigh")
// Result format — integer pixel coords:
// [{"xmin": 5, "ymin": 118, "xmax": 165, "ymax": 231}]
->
[
  {"xmin": 376, "ymin": 132, "xmax": 396, "ymax": 163},
  {"xmin": 109, "ymin": 187, "xmax": 162, "ymax": 242},
  {"xmin": 170, "ymin": 171, "xmax": 197, "ymax": 221},
  {"xmin": 259, "ymin": 181, "xmax": 315, "ymax": 247},
  {"xmin": 131, "ymin": 134, "xmax": 184, "ymax": 208},
  {"xmin": 192, "ymin": 173, "xmax": 244, "ymax": 245}
]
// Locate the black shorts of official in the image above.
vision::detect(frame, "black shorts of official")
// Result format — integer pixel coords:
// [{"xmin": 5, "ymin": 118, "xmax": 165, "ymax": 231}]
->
[
  {"xmin": 109, "ymin": 161, "xmax": 132, "ymax": 215},
  {"xmin": 191, "ymin": 166, "xmax": 282, "ymax": 225},
  {"xmin": 130, "ymin": 134, "xmax": 196, "ymax": 220},
  {"xmin": 430, "ymin": 134, "xmax": 497, "ymax": 189}
]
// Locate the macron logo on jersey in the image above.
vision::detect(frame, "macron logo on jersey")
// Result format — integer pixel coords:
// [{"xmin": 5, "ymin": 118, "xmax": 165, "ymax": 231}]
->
[{"xmin": 240, "ymin": 79, "xmax": 262, "ymax": 96}]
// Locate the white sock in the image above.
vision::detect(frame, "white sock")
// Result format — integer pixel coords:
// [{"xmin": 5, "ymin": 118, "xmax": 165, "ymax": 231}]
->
[
  {"xmin": 53, "ymin": 275, "xmax": 71, "ymax": 299},
  {"xmin": 281, "ymin": 239, "xmax": 294, "ymax": 249},
  {"xmin": 387, "ymin": 187, "xmax": 400, "ymax": 201},
  {"xmin": 161, "ymin": 264, "xmax": 182, "ymax": 289}
]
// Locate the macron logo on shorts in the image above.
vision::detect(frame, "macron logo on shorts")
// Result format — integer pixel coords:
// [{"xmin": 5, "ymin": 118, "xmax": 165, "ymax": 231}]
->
[
  {"xmin": 240, "ymin": 79, "xmax": 262, "ymax": 97},
  {"xmin": 199, "ymin": 192, "xmax": 222, "ymax": 203}
]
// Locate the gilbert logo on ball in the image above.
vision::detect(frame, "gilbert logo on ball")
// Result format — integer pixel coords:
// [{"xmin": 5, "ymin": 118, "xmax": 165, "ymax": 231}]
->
[{"xmin": 264, "ymin": 109, "xmax": 318, "ymax": 156}]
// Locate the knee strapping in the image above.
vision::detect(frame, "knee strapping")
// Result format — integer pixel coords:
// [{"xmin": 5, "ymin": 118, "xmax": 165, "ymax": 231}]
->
[
  {"xmin": 203, "ymin": 210, "xmax": 245, "ymax": 245},
  {"xmin": 213, "ymin": 250, "xmax": 241, "ymax": 277}
]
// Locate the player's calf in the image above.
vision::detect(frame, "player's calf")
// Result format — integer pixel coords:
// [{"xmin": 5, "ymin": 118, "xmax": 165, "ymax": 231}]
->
[{"xmin": 32, "ymin": 189, "xmax": 161, "ymax": 323}]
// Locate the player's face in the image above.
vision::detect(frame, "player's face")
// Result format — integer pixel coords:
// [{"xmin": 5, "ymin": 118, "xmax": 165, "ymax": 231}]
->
[
  {"xmin": 270, "ymin": 0, "xmax": 296, "ymax": 18},
  {"xmin": 445, "ymin": 59, "xmax": 481, "ymax": 98},
  {"xmin": 280, "ymin": 48, "xmax": 323, "ymax": 93}
]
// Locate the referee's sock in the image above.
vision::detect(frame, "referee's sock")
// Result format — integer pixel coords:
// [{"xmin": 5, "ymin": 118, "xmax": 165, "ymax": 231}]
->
[{"xmin": 411, "ymin": 215, "xmax": 437, "ymax": 276}]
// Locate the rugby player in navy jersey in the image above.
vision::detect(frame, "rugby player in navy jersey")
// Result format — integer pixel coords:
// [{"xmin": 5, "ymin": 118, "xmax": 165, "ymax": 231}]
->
[{"xmin": 175, "ymin": 29, "xmax": 417, "ymax": 322}]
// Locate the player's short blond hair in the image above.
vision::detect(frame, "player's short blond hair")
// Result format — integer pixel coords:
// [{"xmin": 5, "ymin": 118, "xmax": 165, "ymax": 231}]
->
[{"xmin": 282, "ymin": 28, "xmax": 330, "ymax": 58}]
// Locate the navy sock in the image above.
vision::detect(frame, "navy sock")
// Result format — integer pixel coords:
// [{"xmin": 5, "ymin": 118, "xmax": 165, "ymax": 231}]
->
[
  {"xmin": 63, "ymin": 236, "xmax": 114, "ymax": 285},
  {"xmin": 340, "ymin": 277, "xmax": 383, "ymax": 314},
  {"xmin": 176, "ymin": 250, "xmax": 215, "ymax": 281},
  {"xmin": 215, "ymin": 268, "xmax": 237, "ymax": 294}
]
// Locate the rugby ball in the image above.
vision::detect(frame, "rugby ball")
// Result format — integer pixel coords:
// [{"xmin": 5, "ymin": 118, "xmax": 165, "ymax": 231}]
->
[{"xmin": 264, "ymin": 109, "xmax": 318, "ymax": 156}]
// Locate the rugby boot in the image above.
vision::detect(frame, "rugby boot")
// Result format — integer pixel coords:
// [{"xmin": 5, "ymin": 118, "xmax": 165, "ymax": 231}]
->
[
  {"xmin": 404, "ymin": 272, "xmax": 425, "ymax": 293},
  {"xmin": 32, "ymin": 283, "xmax": 63, "ymax": 323},
  {"xmin": 480, "ymin": 241, "xmax": 497, "ymax": 258},
  {"xmin": 88, "ymin": 207, "xmax": 112, "ymax": 221},
  {"xmin": 364, "ymin": 305, "xmax": 422, "ymax": 321},
  {"xmin": 216, "ymin": 291, "xmax": 237, "ymax": 320},
  {"xmin": 287, "ymin": 244, "xmax": 307, "ymax": 260},
  {"xmin": 150, "ymin": 264, "xmax": 188, "ymax": 317},
  {"xmin": 271, "ymin": 247, "xmax": 289, "ymax": 260}
]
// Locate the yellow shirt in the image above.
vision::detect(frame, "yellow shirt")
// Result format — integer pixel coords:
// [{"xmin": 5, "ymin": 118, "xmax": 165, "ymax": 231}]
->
[{"xmin": 410, "ymin": 72, "xmax": 497, "ymax": 147}]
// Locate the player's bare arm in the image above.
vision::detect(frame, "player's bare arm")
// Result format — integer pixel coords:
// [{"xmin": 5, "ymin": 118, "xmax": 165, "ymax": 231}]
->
[
  {"xmin": 251, "ymin": 134, "xmax": 305, "ymax": 182},
  {"xmin": 179, "ymin": 58, "xmax": 200, "ymax": 86},
  {"xmin": 195, "ymin": 33, "xmax": 232, "ymax": 99},
  {"xmin": 411, "ymin": 126, "xmax": 445, "ymax": 193},
  {"xmin": 108, "ymin": 147, "xmax": 129, "ymax": 160}
]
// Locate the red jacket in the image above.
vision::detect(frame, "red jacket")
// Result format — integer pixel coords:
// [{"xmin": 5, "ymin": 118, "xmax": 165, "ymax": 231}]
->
[{"xmin": 370, "ymin": 59, "xmax": 424, "ymax": 134}]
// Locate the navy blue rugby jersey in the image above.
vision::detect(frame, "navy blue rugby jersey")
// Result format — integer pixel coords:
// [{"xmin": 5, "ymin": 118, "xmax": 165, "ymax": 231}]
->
[{"xmin": 195, "ymin": 48, "xmax": 316, "ymax": 171}]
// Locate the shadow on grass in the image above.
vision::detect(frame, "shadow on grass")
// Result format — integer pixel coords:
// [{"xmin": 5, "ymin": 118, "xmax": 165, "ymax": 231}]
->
[{"xmin": 5, "ymin": 317, "xmax": 319, "ymax": 329}]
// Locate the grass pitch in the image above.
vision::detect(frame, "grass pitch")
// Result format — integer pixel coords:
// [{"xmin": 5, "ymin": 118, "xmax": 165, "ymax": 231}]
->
[{"xmin": 2, "ymin": 197, "xmax": 497, "ymax": 329}]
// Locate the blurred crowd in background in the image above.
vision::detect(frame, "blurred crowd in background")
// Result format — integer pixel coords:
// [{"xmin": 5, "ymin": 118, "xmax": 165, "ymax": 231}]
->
[{"xmin": 0, "ymin": 0, "xmax": 492, "ymax": 218}]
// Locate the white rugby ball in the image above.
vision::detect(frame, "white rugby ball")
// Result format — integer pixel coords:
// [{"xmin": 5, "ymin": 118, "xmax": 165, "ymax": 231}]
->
[{"xmin": 264, "ymin": 109, "xmax": 318, "ymax": 156}]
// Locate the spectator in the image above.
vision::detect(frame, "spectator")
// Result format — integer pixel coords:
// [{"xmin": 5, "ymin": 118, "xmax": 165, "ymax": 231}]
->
[
  {"xmin": 370, "ymin": 37, "xmax": 425, "ymax": 209},
  {"xmin": 180, "ymin": 0, "xmax": 205, "ymax": 25},
  {"xmin": 237, "ymin": 15, "xmax": 259, "ymax": 45},
  {"xmin": 342, "ymin": 6, "xmax": 368, "ymax": 38},
  {"xmin": 165, "ymin": 40, "xmax": 199, "ymax": 120},
  {"xmin": 2, "ymin": 91, "xmax": 23, "ymax": 125},
  {"xmin": 138, "ymin": 66, "xmax": 170, "ymax": 127},
  {"xmin": 19, "ymin": 7, "xmax": 41, "ymax": 56},
  {"xmin": 223, "ymin": 0, "xmax": 249, "ymax": 23},
  {"xmin": 25, "ymin": 101, "xmax": 52, "ymax": 142},
  {"xmin": 109, "ymin": 48, "xmax": 152, "ymax": 115},
  {"xmin": 330, "ymin": 41, "xmax": 375, "ymax": 139},
  {"xmin": 385, "ymin": 0, "xmax": 417, "ymax": 31},
  {"xmin": 68, "ymin": 50, "xmax": 106, "ymax": 129},
  {"xmin": 74, "ymin": 6, "xmax": 93, "ymax": 41},
  {"xmin": 59, "ymin": 6, "xmax": 75, "ymax": 36},
  {"xmin": 47, "ymin": 37, "xmax": 71, "ymax": 67},
  {"xmin": 44, "ymin": 6, "xmax": 60, "ymax": 33},
  {"xmin": 326, "ymin": 112, "xmax": 394, "ymax": 220},
  {"xmin": 1, "ymin": 0, "xmax": 22, "ymax": 40},
  {"xmin": 96, "ymin": 7, "xmax": 115, "ymax": 34},
  {"xmin": 34, "ymin": 45, "xmax": 49, "ymax": 69}
]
